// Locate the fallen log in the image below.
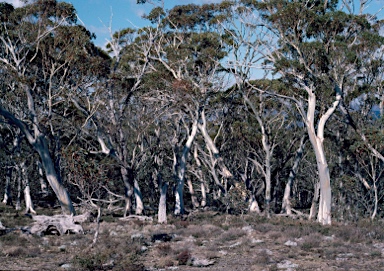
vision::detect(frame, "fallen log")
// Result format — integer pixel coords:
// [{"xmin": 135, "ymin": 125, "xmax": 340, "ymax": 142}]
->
[
  {"xmin": 29, "ymin": 214, "xmax": 87, "ymax": 236},
  {"xmin": 118, "ymin": 215, "xmax": 153, "ymax": 222}
]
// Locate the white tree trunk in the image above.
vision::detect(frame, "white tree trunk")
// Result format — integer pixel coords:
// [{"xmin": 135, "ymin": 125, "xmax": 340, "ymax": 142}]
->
[
  {"xmin": 187, "ymin": 178, "xmax": 199, "ymax": 209},
  {"xmin": 372, "ymin": 182, "xmax": 378, "ymax": 220},
  {"xmin": 282, "ymin": 135, "xmax": 306, "ymax": 215},
  {"xmin": 134, "ymin": 179, "xmax": 144, "ymax": 215},
  {"xmin": 158, "ymin": 181, "xmax": 168, "ymax": 224},
  {"xmin": 35, "ymin": 136, "xmax": 75, "ymax": 215},
  {"xmin": 21, "ymin": 161, "xmax": 36, "ymax": 214},
  {"xmin": 174, "ymin": 120, "xmax": 198, "ymax": 215},
  {"xmin": 201, "ymin": 181, "xmax": 207, "ymax": 208},
  {"xmin": 309, "ymin": 181, "xmax": 320, "ymax": 220},
  {"xmin": 317, "ymin": 163, "xmax": 331, "ymax": 225},
  {"xmin": 249, "ymin": 194, "xmax": 261, "ymax": 213},
  {"xmin": 0, "ymin": 105, "xmax": 75, "ymax": 215},
  {"xmin": 2, "ymin": 167, "xmax": 12, "ymax": 205},
  {"xmin": 305, "ymin": 91, "xmax": 340, "ymax": 225}
]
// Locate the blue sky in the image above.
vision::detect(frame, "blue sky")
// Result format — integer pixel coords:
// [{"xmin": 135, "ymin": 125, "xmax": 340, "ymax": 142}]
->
[
  {"xmin": 3, "ymin": 0, "xmax": 222, "ymax": 47},
  {"xmin": 3, "ymin": 0, "xmax": 384, "ymax": 48}
]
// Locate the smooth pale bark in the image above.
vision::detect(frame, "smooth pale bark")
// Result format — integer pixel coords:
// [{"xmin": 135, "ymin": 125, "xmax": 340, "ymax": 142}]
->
[
  {"xmin": 2, "ymin": 167, "xmax": 12, "ymax": 205},
  {"xmin": 249, "ymin": 194, "xmax": 261, "ymax": 213},
  {"xmin": 174, "ymin": 120, "xmax": 198, "ymax": 215},
  {"xmin": 372, "ymin": 181, "xmax": 378, "ymax": 220},
  {"xmin": 21, "ymin": 161, "xmax": 36, "ymax": 214},
  {"xmin": 187, "ymin": 178, "xmax": 199, "ymax": 209},
  {"xmin": 158, "ymin": 179, "xmax": 168, "ymax": 224},
  {"xmin": 282, "ymin": 135, "xmax": 306, "ymax": 215},
  {"xmin": 193, "ymin": 147, "xmax": 206, "ymax": 207},
  {"xmin": 309, "ymin": 182, "xmax": 320, "ymax": 220},
  {"xmin": 198, "ymin": 109, "xmax": 232, "ymax": 179},
  {"xmin": 134, "ymin": 179, "xmax": 144, "ymax": 215},
  {"xmin": 304, "ymin": 91, "xmax": 341, "ymax": 225},
  {"xmin": 34, "ymin": 136, "xmax": 75, "ymax": 215},
  {"xmin": 200, "ymin": 181, "xmax": 207, "ymax": 208}
]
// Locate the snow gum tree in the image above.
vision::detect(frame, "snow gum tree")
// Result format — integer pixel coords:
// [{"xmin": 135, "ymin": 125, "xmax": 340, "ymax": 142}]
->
[
  {"xmin": 250, "ymin": 0, "xmax": 384, "ymax": 224},
  {"xmin": 0, "ymin": 0, "xmax": 108, "ymax": 214}
]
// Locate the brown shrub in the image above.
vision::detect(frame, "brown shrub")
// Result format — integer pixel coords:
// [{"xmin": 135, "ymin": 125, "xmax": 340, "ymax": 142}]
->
[{"xmin": 176, "ymin": 249, "xmax": 191, "ymax": 265}]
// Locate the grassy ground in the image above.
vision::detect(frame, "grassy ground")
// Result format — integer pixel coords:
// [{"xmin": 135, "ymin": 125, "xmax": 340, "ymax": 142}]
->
[{"xmin": 0, "ymin": 205, "xmax": 384, "ymax": 270}]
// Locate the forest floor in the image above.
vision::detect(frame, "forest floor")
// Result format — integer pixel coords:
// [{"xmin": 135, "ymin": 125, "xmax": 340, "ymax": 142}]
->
[{"xmin": 0, "ymin": 205, "xmax": 384, "ymax": 271}]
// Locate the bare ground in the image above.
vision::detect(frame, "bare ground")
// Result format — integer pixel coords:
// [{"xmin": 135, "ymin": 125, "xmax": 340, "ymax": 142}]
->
[{"xmin": 0, "ymin": 206, "xmax": 384, "ymax": 271}]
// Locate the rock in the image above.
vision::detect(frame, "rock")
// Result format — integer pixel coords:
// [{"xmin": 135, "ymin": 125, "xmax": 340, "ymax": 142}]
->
[
  {"xmin": 336, "ymin": 253, "xmax": 354, "ymax": 261},
  {"xmin": 323, "ymin": 235, "xmax": 335, "ymax": 241},
  {"xmin": 58, "ymin": 245, "xmax": 66, "ymax": 252},
  {"xmin": 192, "ymin": 257, "xmax": 215, "ymax": 267},
  {"xmin": 131, "ymin": 233, "xmax": 144, "ymax": 241},
  {"xmin": 251, "ymin": 238, "xmax": 264, "ymax": 244},
  {"xmin": 141, "ymin": 246, "xmax": 148, "ymax": 252},
  {"xmin": 259, "ymin": 248, "xmax": 273, "ymax": 255},
  {"xmin": 277, "ymin": 260, "xmax": 298, "ymax": 270},
  {"xmin": 242, "ymin": 226, "xmax": 253, "ymax": 233},
  {"xmin": 284, "ymin": 240, "xmax": 297, "ymax": 247},
  {"xmin": 151, "ymin": 233, "xmax": 173, "ymax": 242},
  {"xmin": 229, "ymin": 241, "xmax": 242, "ymax": 248},
  {"xmin": 109, "ymin": 230, "xmax": 118, "ymax": 236},
  {"xmin": 60, "ymin": 263, "xmax": 72, "ymax": 269}
]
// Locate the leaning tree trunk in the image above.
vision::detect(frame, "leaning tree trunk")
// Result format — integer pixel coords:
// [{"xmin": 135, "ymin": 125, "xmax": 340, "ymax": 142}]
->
[
  {"xmin": 0, "ymin": 103, "xmax": 75, "ymax": 215},
  {"xmin": 34, "ymin": 137, "xmax": 75, "ymax": 215},
  {"xmin": 309, "ymin": 181, "xmax": 320, "ymax": 220}
]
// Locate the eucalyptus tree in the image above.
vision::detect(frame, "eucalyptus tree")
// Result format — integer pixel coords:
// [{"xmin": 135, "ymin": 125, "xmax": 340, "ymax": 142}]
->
[
  {"xmin": 245, "ymin": 0, "xmax": 384, "ymax": 224},
  {"xmin": 142, "ymin": 3, "xmax": 233, "ymax": 215},
  {"xmin": 0, "ymin": 0, "xmax": 107, "ymax": 214}
]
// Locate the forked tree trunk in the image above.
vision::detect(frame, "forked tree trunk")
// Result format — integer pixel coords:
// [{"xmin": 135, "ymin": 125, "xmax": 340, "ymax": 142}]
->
[
  {"xmin": 174, "ymin": 120, "xmax": 198, "ymax": 215},
  {"xmin": 305, "ymin": 92, "xmax": 340, "ymax": 225}
]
